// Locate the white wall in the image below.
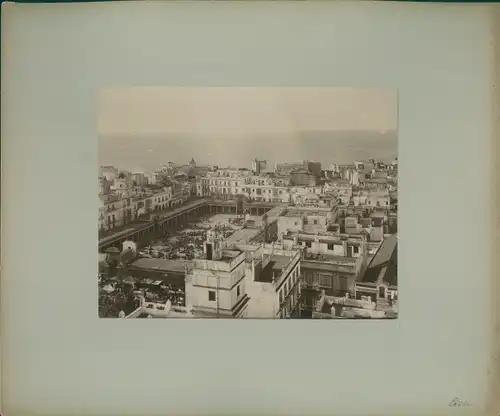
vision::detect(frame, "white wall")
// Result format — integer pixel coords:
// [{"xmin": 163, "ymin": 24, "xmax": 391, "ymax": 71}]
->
[
  {"xmin": 277, "ymin": 216, "xmax": 303, "ymax": 235},
  {"xmin": 245, "ymin": 279, "xmax": 277, "ymax": 318}
]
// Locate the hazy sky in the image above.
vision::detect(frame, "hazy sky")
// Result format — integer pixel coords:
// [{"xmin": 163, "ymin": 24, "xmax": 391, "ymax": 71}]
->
[
  {"xmin": 98, "ymin": 87, "xmax": 398, "ymax": 172},
  {"xmin": 99, "ymin": 87, "xmax": 398, "ymax": 138}
]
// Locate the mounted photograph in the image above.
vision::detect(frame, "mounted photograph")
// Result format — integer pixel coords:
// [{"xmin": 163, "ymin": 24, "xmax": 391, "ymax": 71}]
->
[{"xmin": 98, "ymin": 87, "xmax": 398, "ymax": 319}]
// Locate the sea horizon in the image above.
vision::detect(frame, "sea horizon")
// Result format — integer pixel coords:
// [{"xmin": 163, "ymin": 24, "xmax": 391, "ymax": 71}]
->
[{"xmin": 99, "ymin": 130, "xmax": 398, "ymax": 174}]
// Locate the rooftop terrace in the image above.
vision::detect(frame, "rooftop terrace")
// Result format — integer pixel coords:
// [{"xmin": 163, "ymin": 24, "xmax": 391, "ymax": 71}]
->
[{"xmin": 302, "ymin": 252, "xmax": 358, "ymax": 264}]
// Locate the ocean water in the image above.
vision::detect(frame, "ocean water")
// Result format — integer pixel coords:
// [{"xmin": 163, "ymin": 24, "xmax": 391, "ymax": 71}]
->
[{"xmin": 99, "ymin": 131, "xmax": 398, "ymax": 173}]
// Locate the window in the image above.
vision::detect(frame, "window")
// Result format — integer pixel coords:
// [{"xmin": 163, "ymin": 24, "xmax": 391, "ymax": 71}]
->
[
  {"xmin": 304, "ymin": 218, "xmax": 308, "ymax": 225},
  {"xmin": 305, "ymin": 241, "xmax": 312, "ymax": 248},
  {"xmin": 305, "ymin": 272, "xmax": 314, "ymax": 286},
  {"xmin": 319, "ymin": 274, "xmax": 332, "ymax": 287},
  {"xmin": 208, "ymin": 291, "xmax": 216, "ymax": 301},
  {"xmin": 353, "ymin": 246, "xmax": 359, "ymax": 254},
  {"xmin": 339, "ymin": 276, "xmax": 348, "ymax": 290},
  {"xmin": 327, "ymin": 243, "xmax": 334, "ymax": 250},
  {"xmin": 313, "ymin": 219, "xmax": 318, "ymax": 225},
  {"xmin": 237, "ymin": 286, "xmax": 240, "ymax": 297}
]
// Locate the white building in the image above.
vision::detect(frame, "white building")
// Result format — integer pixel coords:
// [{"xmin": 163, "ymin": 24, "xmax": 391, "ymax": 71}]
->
[
  {"xmin": 184, "ymin": 238, "xmax": 302, "ymax": 319},
  {"xmin": 196, "ymin": 169, "xmax": 291, "ymax": 203},
  {"xmin": 184, "ymin": 247, "xmax": 250, "ymax": 318},
  {"xmin": 277, "ymin": 205, "xmax": 339, "ymax": 236},
  {"xmin": 240, "ymin": 244, "xmax": 302, "ymax": 318}
]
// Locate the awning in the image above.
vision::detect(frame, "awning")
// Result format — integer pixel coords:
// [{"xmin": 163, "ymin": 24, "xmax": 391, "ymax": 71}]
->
[{"xmin": 102, "ymin": 284, "xmax": 115, "ymax": 293}]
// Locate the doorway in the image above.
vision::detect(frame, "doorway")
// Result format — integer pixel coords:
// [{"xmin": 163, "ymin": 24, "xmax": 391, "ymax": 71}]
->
[{"xmin": 378, "ymin": 286, "xmax": 386, "ymax": 299}]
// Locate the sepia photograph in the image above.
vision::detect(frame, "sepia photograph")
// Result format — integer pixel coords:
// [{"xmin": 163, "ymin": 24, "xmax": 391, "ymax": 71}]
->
[
  {"xmin": 2, "ymin": 2, "xmax": 494, "ymax": 414},
  {"xmin": 98, "ymin": 87, "xmax": 398, "ymax": 319}
]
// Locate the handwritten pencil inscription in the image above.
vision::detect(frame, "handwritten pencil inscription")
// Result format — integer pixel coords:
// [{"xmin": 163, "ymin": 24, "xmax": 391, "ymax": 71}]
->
[{"xmin": 449, "ymin": 397, "xmax": 472, "ymax": 407}]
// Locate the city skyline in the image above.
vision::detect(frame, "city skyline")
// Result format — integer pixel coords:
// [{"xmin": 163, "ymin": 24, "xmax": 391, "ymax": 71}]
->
[
  {"xmin": 99, "ymin": 87, "xmax": 397, "ymax": 173},
  {"xmin": 99, "ymin": 132, "xmax": 398, "ymax": 174}
]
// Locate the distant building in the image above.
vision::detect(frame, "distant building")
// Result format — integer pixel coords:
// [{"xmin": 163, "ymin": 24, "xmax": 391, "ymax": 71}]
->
[
  {"xmin": 354, "ymin": 160, "xmax": 375, "ymax": 174},
  {"xmin": 100, "ymin": 165, "xmax": 119, "ymax": 182},
  {"xmin": 325, "ymin": 180, "xmax": 352, "ymax": 205},
  {"xmin": 145, "ymin": 173, "xmax": 156, "ymax": 185},
  {"xmin": 290, "ymin": 170, "xmax": 318, "ymax": 186},
  {"xmin": 305, "ymin": 161, "xmax": 322, "ymax": 177},
  {"xmin": 278, "ymin": 205, "xmax": 338, "ymax": 235},
  {"xmin": 276, "ymin": 162, "xmax": 304, "ymax": 173},
  {"xmin": 345, "ymin": 216, "xmax": 361, "ymax": 235},
  {"xmin": 366, "ymin": 190, "xmax": 390, "ymax": 208},
  {"xmin": 197, "ymin": 169, "xmax": 291, "ymax": 203},
  {"xmin": 369, "ymin": 214, "xmax": 385, "ymax": 242},
  {"xmin": 99, "ymin": 176, "xmax": 112, "ymax": 195},
  {"xmin": 131, "ymin": 172, "xmax": 147, "ymax": 186},
  {"xmin": 252, "ymin": 159, "xmax": 268, "ymax": 175},
  {"xmin": 291, "ymin": 190, "xmax": 336, "ymax": 209}
]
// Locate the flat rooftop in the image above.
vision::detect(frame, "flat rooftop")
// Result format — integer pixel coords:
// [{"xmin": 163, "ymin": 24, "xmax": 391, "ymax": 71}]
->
[
  {"xmin": 224, "ymin": 227, "xmax": 262, "ymax": 245},
  {"xmin": 130, "ymin": 258, "xmax": 191, "ymax": 273},
  {"xmin": 302, "ymin": 252, "xmax": 357, "ymax": 264},
  {"xmin": 255, "ymin": 255, "xmax": 294, "ymax": 283},
  {"xmin": 217, "ymin": 249, "xmax": 243, "ymax": 263},
  {"xmin": 283, "ymin": 211, "xmax": 328, "ymax": 217}
]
